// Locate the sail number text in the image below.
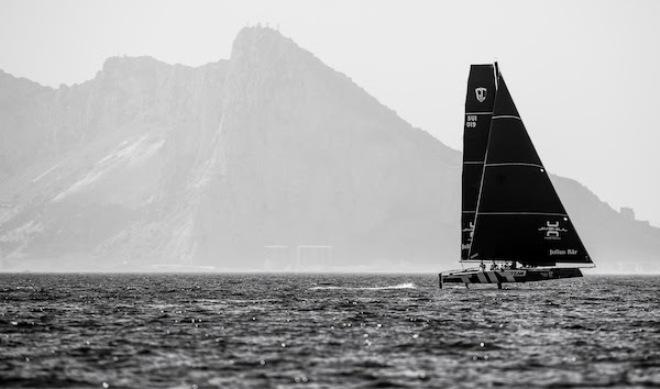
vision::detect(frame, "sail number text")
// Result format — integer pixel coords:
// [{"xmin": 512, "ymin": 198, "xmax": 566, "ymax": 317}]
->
[{"xmin": 465, "ymin": 115, "xmax": 478, "ymax": 128}]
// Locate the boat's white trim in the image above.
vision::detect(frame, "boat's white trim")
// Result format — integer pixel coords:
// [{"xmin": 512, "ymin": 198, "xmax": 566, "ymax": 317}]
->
[
  {"xmin": 492, "ymin": 115, "xmax": 521, "ymax": 120},
  {"xmin": 485, "ymin": 162, "xmax": 544, "ymax": 169},
  {"xmin": 454, "ymin": 262, "xmax": 595, "ymax": 270}
]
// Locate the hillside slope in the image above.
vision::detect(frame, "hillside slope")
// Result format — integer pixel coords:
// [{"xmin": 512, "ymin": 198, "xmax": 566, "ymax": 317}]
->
[{"xmin": 0, "ymin": 27, "xmax": 657, "ymax": 272}]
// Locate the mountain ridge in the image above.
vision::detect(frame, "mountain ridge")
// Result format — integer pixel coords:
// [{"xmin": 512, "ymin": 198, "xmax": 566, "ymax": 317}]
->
[{"xmin": 0, "ymin": 27, "xmax": 657, "ymax": 273}]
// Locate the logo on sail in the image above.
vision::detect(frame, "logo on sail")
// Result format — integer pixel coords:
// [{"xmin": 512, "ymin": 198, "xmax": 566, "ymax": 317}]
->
[
  {"xmin": 461, "ymin": 221, "xmax": 475, "ymax": 250},
  {"xmin": 475, "ymin": 87, "xmax": 487, "ymax": 103},
  {"xmin": 538, "ymin": 221, "xmax": 567, "ymax": 240}
]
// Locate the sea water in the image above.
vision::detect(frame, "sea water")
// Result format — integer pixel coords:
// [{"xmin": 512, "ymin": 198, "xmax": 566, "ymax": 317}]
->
[{"xmin": 0, "ymin": 273, "xmax": 658, "ymax": 388}]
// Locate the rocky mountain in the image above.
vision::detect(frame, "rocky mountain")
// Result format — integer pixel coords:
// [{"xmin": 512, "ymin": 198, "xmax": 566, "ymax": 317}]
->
[{"xmin": 0, "ymin": 27, "xmax": 657, "ymax": 273}]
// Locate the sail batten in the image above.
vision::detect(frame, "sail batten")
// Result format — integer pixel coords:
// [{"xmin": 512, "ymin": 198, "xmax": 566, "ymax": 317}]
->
[
  {"xmin": 467, "ymin": 66, "xmax": 593, "ymax": 266},
  {"xmin": 492, "ymin": 115, "xmax": 521, "ymax": 120}
]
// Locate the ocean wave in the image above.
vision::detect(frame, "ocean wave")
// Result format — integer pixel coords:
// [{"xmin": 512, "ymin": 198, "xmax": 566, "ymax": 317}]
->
[{"xmin": 309, "ymin": 282, "xmax": 416, "ymax": 291}]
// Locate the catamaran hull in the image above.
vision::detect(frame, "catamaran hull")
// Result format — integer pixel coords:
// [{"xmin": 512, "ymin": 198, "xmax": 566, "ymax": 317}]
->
[{"xmin": 439, "ymin": 267, "xmax": 582, "ymax": 288}]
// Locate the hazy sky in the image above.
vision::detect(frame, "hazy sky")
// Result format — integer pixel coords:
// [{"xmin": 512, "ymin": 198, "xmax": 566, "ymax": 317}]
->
[{"xmin": 1, "ymin": 0, "xmax": 659, "ymax": 226}]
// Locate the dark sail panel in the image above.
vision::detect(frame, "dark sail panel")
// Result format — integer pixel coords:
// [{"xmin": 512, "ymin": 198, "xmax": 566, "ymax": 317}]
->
[
  {"xmin": 461, "ymin": 64, "xmax": 496, "ymax": 260},
  {"xmin": 484, "ymin": 119, "xmax": 542, "ymax": 165},
  {"xmin": 477, "ymin": 166, "xmax": 566, "ymax": 213},
  {"xmin": 469, "ymin": 71, "xmax": 592, "ymax": 265},
  {"xmin": 469, "ymin": 214, "xmax": 590, "ymax": 265}
]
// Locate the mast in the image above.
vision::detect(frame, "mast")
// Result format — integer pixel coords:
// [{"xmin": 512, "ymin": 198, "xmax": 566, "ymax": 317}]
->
[
  {"xmin": 468, "ymin": 66, "xmax": 593, "ymax": 266},
  {"xmin": 461, "ymin": 65, "xmax": 497, "ymax": 261}
]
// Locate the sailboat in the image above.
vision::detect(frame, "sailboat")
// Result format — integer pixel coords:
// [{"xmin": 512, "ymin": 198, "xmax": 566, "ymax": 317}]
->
[{"xmin": 439, "ymin": 63, "xmax": 594, "ymax": 289}]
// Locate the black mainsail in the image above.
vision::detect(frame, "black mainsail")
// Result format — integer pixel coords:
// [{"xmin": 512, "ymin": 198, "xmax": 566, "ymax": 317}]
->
[
  {"xmin": 467, "ymin": 67, "xmax": 592, "ymax": 266},
  {"xmin": 461, "ymin": 64, "xmax": 497, "ymax": 260}
]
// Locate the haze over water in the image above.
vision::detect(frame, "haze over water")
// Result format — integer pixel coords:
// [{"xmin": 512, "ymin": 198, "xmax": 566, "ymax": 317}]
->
[{"xmin": 0, "ymin": 273, "xmax": 657, "ymax": 388}]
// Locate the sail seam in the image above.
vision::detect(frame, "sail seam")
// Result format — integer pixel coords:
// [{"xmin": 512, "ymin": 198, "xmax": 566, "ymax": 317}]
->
[
  {"xmin": 477, "ymin": 212, "xmax": 568, "ymax": 216},
  {"xmin": 465, "ymin": 111, "xmax": 493, "ymax": 115},
  {"xmin": 492, "ymin": 115, "xmax": 521, "ymax": 120},
  {"xmin": 463, "ymin": 161, "xmax": 485, "ymax": 165},
  {"xmin": 485, "ymin": 163, "xmax": 544, "ymax": 169}
]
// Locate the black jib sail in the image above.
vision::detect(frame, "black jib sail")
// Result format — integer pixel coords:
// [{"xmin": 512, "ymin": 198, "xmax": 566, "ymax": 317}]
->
[
  {"xmin": 467, "ymin": 67, "xmax": 592, "ymax": 266},
  {"xmin": 461, "ymin": 64, "xmax": 497, "ymax": 260}
]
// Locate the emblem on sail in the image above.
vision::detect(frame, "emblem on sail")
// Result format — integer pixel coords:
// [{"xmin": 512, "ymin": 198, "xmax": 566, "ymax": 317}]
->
[
  {"xmin": 475, "ymin": 87, "xmax": 487, "ymax": 103},
  {"xmin": 538, "ymin": 221, "xmax": 568, "ymax": 240}
]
